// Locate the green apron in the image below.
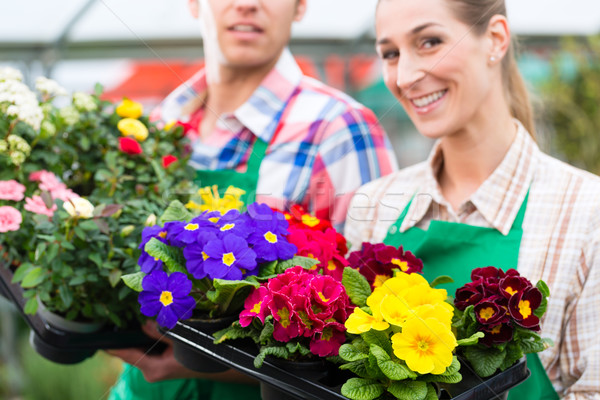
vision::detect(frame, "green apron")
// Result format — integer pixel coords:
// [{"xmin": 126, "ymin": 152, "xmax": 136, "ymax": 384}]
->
[
  {"xmin": 383, "ymin": 194, "xmax": 559, "ymax": 400},
  {"xmin": 109, "ymin": 137, "xmax": 269, "ymax": 400}
]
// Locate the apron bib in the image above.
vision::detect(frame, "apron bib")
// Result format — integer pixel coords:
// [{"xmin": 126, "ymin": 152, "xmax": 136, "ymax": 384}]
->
[
  {"xmin": 383, "ymin": 193, "xmax": 558, "ymax": 400},
  {"xmin": 109, "ymin": 139, "xmax": 269, "ymax": 400}
]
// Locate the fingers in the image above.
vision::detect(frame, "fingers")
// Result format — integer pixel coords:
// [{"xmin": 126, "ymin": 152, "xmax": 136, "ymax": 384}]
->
[{"xmin": 104, "ymin": 348, "xmax": 148, "ymax": 365}]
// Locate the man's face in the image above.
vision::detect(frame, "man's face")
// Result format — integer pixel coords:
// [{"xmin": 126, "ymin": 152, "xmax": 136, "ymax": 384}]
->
[{"xmin": 191, "ymin": 0, "xmax": 306, "ymax": 70}]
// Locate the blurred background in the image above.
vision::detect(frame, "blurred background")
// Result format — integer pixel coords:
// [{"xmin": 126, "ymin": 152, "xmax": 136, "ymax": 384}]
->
[{"xmin": 2, "ymin": 0, "xmax": 600, "ymax": 398}]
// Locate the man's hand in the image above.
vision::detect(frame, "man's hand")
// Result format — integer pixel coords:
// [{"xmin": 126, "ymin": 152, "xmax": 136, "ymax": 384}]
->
[{"xmin": 105, "ymin": 320, "xmax": 257, "ymax": 385}]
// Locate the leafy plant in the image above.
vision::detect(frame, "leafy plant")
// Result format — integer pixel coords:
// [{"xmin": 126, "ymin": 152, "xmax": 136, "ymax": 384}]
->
[{"xmin": 0, "ymin": 68, "xmax": 194, "ymax": 326}]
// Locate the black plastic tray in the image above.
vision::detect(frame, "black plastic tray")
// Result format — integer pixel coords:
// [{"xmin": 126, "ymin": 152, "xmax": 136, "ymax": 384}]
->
[
  {"xmin": 164, "ymin": 320, "xmax": 530, "ymax": 400},
  {"xmin": 0, "ymin": 265, "xmax": 156, "ymax": 364}
]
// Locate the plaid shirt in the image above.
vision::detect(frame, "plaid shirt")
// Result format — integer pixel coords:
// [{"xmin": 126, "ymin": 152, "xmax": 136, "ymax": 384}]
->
[
  {"xmin": 151, "ymin": 49, "xmax": 397, "ymax": 230},
  {"xmin": 346, "ymin": 122, "xmax": 600, "ymax": 399}
]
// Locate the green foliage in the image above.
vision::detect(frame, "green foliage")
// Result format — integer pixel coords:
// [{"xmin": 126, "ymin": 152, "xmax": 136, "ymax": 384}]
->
[
  {"xmin": 342, "ymin": 267, "xmax": 372, "ymax": 308},
  {"xmin": 341, "ymin": 378, "xmax": 385, "ymax": 400},
  {"xmin": 0, "ymin": 78, "xmax": 194, "ymax": 327},
  {"xmin": 256, "ymin": 255, "xmax": 319, "ymax": 279},
  {"xmin": 206, "ymin": 278, "xmax": 259, "ymax": 316},
  {"xmin": 429, "ymin": 275, "xmax": 454, "ymax": 289},
  {"xmin": 121, "ymin": 272, "xmax": 146, "ymax": 292},
  {"xmin": 540, "ymin": 35, "xmax": 600, "ymax": 174},
  {"xmin": 463, "ymin": 346, "xmax": 506, "ymax": 378}
]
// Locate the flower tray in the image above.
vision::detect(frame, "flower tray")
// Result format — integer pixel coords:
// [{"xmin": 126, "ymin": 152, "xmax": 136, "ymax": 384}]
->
[
  {"xmin": 164, "ymin": 320, "xmax": 531, "ymax": 400},
  {"xmin": 0, "ymin": 265, "xmax": 158, "ymax": 364}
]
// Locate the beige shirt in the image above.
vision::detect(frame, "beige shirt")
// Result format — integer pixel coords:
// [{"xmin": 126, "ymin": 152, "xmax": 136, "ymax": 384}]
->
[{"xmin": 345, "ymin": 122, "xmax": 600, "ymax": 399}]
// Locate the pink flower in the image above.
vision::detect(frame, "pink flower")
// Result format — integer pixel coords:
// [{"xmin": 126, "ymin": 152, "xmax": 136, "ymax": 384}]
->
[
  {"xmin": 0, "ymin": 180, "xmax": 26, "ymax": 201},
  {"xmin": 239, "ymin": 286, "xmax": 270, "ymax": 327},
  {"xmin": 310, "ymin": 323, "xmax": 347, "ymax": 357},
  {"xmin": 50, "ymin": 187, "xmax": 79, "ymax": 202},
  {"xmin": 0, "ymin": 206, "xmax": 22, "ymax": 232},
  {"xmin": 119, "ymin": 137, "xmax": 143, "ymax": 155},
  {"xmin": 162, "ymin": 155, "xmax": 178, "ymax": 168},
  {"xmin": 24, "ymin": 196, "xmax": 57, "ymax": 217},
  {"xmin": 38, "ymin": 171, "xmax": 67, "ymax": 193},
  {"xmin": 28, "ymin": 170, "xmax": 50, "ymax": 182}
]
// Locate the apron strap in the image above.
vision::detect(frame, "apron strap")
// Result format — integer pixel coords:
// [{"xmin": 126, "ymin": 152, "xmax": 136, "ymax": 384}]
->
[{"xmin": 510, "ymin": 190, "xmax": 529, "ymax": 230}]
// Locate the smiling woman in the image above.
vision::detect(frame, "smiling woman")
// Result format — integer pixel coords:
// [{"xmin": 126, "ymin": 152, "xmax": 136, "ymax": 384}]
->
[{"xmin": 345, "ymin": 0, "xmax": 600, "ymax": 399}]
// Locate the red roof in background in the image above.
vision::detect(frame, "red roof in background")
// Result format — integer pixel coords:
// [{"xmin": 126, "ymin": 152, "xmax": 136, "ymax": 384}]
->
[{"xmin": 101, "ymin": 56, "xmax": 376, "ymax": 104}]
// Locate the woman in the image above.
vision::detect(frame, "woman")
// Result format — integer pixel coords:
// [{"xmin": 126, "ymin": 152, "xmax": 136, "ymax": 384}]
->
[{"xmin": 345, "ymin": 0, "xmax": 600, "ymax": 398}]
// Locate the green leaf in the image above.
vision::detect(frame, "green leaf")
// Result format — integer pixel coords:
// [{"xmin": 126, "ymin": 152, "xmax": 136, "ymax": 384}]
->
[
  {"xmin": 12, "ymin": 263, "xmax": 34, "ymax": 283},
  {"xmin": 206, "ymin": 279, "xmax": 259, "ymax": 314},
  {"xmin": 145, "ymin": 238, "xmax": 186, "ymax": 273},
  {"xmin": 121, "ymin": 272, "xmax": 146, "ymax": 292},
  {"xmin": 259, "ymin": 319, "xmax": 275, "ymax": 344},
  {"xmin": 464, "ymin": 345, "xmax": 506, "ymax": 377},
  {"xmin": 159, "ymin": 200, "xmax": 193, "ymax": 224},
  {"xmin": 254, "ymin": 346, "xmax": 289, "ymax": 368},
  {"xmin": 275, "ymin": 256, "xmax": 320, "ymax": 274},
  {"xmin": 457, "ymin": 331, "xmax": 484, "ymax": 346},
  {"xmin": 370, "ymin": 344, "xmax": 417, "ymax": 380},
  {"xmin": 89, "ymin": 253, "xmax": 103, "ymax": 268},
  {"xmin": 285, "ymin": 341, "xmax": 311, "ymax": 356},
  {"xmin": 34, "ymin": 242, "xmax": 47, "ymax": 263},
  {"xmin": 94, "ymin": 82, "xmax": 103, "ymax": 96},
  {"xmin": 361, "ymin": 329, "xmax": 393, "ymax": 355},
  {"xmin": 109, "ymin": 269, "xmax": 122, "ymax": 288},
  {"xmin": 79, "ymin": 220, "xmax": 99, "ymax": 231},
  {"xmin": 256, "ymin": 260, "xmax": 277, "ymax": 278},
  {"xmin": 24, "ymin": 297, "xmax": 38, "ymax": 315},
  {"xmin": 341, "ymin": 378, "xmax": 385, "ymax": 400},
  {"xmin": 423, "ymin": 371, "xmax": 462, "ymax": 383},
  {"xmin": 424, "ymin": 384, "xmax": 439, "ymax": 400},
  {"xmin": 339, "ymin": 360, "xmax": 370, "ymax": 379},
  {"xmin": 45, "ymin": 243, "xmax": 60, "ymax": 263},
  {"xmin": 534, "ymin": 280, "xmax": 550, "ymax": 318},
  {"xmin": 429, "ymin": 275, "xmax": 454, "ymax": 288},
  {"xmin": 387, "ymin": 380, "xmax": 428, "ymax": 400},
  {"xmin": 68, "ymin": 276, "xmax": 86, "ymax": 286},
  {"xmin": 59, "ymin": 284, "xmax": 73, "ymax": 308},
  {"xmin": 520, "ymin": 338, "xmax": 546, "ymax": 354},
  {"xmin": 500, "ymin": 341, "xmax": 524, "ymax": 371},
  {"xmin": 339, "ymin": 344, "xmax": 369, "ymax": 362},
  {"xmin": 21, "ymin": 267, "xmax": 46, "ymax": 288},
  {"xmin": 343, "ymin": 267, "xmax": 372, "ymax": 307},
  {"xmin": 441, "ymin": 356, "xmax": 461, "ymax": 376},
  {"xmin": 213, "ymin": 323, "xmax": 254, "ymax": 344}
]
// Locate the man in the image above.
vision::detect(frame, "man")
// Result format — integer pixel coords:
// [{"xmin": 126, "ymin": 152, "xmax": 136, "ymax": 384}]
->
[{"xmin": 108, "ymin": 0, "xmax": 397, "ymax": 399}]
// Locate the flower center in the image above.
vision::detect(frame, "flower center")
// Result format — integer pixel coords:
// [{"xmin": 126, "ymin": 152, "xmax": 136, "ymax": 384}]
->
[
  {"xmin": 184, "ymin": 223, "xmax": 199, "ymax": 231},
  {"xmin": 327, "ymin": 260, "xmax": 336, "ymax": 271},
  {"xmin": 159, "ymin": 291, "xmax": 174, "ymax": 307},
  {"xmin": 321, "ymin": 327, "xmax": 333, "ymax": 341},
  {"xmin": 373, "ymin": 274, "xmax": 390, "ymax": 288},
  {"xmin": 417, "ymin": 339, "xmax": 430, "ymax": 352},
  {"xmin": 209, "ymin": 217, "xmax": 219, "ymax": 223},
  {"xmin": 391, "ymin": 258, "xmax": 409, "ymax": 272},
  {"xmin": 220, "ymin": 223, "xmax": 235, "ymax": 231},
  {"xmin": 317, "ymin": 292, "xmax": 330, "ymax": 303},
  {"xmin": 158, "ymin": 231, "xmax": 167, "ymax": 239},
  {"xmin": 490, "ymin": 325, "xmax": 502, "ymax": 334},
  {"xmin": 518, "ymin": 300, "xmax": 532, "ymax": 319},
  {"xmin": 264, "ymin": 231, "xmax": 277, "ymax": 243},
  {"xmin": 222, "ymin": 252, "xmax": 236, "ymax": 267},
  {"xmin": 301, "ymin": 214, "xmax": 320, "ymax": 227},
  {"xmin": 277, "ymin": 307, "xmax": 291, "ymax": 328},
  {"xmin": 251, "ymin": 301, "xmax": 262, "ymax": 314},
  {"xmin": 202, "ymin": 251, "xmax": 209, "ymax": 261},
  {"xmin": 505, "ymin": 286, "xmax": 517, "ymax": 296},
  {"xmin": 479, "ymin": 307, "xmax": 495, "ymax": 321}
]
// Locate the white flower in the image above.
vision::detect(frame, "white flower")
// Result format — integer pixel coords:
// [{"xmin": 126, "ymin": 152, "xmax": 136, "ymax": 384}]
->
[
  {"xmin": 63, "ymin": 197, "xmax": 95, "ymax": 219},
  {"xmin": 145, "ymin": 213, "xmax": 157, "ymax": 227},
  {"xmin": 0, "ymin": 140, "xmax": 7, "ymax": 153},
  {"xmin": 35, "ymin": 76, "xmax": 67, "ymax": 98},
  {"xmin": 9, "ymin": 151, "xmax": 26, "ymax": 166},
  {"xmin": 0, "ymin": 67, "xmax": 23, "ymax": 82},
  {"xmin": 0, "ymin": 79, "xmax": 43, "ymax": 130},
  {"xmin": 59, "ymin": 105, "xmax": 80, "ymax": 126},
  {"xmin": 72, "ymin": 92, "xmax": 97, "ymax": 112}
]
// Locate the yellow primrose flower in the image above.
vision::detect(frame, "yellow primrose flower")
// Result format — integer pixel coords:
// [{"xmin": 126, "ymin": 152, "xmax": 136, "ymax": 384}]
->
[
  {"xmin": 391, "ymin": 317, "xmax": 457, "ymax": 375},
  {"xmin": 345, "ymin": 307, "xmax": 389, "ymax": 334},
  {"xmin": 401, "ymin": 284, "xmax": 448, "ymax": 309},
  {"xmin": 164, "ymin": 119, "xmax": 177, "ymax": 131},
  {"xmin": 118, "ymin": 118, "xmax": 149, "ymax": 142},
  {"xmin": 409, "ymin": 303, "xmax": 454, "ymax": 328},
  {"xmin": 379, "ymin": 294, "xmax": 412, "ymax": 327},
  {"xmin": 375, "ymin": 272, "xmax": 430, "ymax": 299},
  {"xmin": 116, "ymin": 98, "xmax": 143, "ymax": 119},
  {"xmin": 196, "ymin": 185, "xmax": 245, "ymax": 213}
]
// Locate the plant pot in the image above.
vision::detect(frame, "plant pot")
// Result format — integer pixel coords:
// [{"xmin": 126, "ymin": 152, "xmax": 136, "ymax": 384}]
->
[
  {"xmin": 172, "ymin": 314, "xmax": 238, "ymax": 373},
  {"xmin": 36, "ymin": 298, "xmax": 104, "ymax": 333},
  {"xmin": 29, "ymin": 331, "xmax": 96, "ymax": 364},
  {"xmin": 260, "ymin": 358, "xmax": 330, "ymax": 400}
]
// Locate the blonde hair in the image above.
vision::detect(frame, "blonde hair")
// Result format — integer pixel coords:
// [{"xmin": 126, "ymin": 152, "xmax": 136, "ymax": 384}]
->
[{"xmin": 446, "ymin": 0, "xmax": 535, "ymax": 137}]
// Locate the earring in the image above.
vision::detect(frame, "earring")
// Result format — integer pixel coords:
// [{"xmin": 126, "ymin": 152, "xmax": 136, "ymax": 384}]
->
[{"xmin": 490, "ymin": 56, "xmax": 496, "ymax": 62}]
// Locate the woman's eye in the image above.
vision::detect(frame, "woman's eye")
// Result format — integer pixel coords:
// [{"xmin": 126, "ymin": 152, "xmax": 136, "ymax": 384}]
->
[
  {"xmin": 421, "ymin": 38, "xmax": 442, "ymax": 49},
  {"xmin": 381, "ymin": 50, "xmax": 399, "ymax": 60}
]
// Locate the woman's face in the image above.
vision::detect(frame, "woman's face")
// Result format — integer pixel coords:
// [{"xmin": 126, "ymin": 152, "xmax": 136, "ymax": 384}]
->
[{"xmin": 376, "ymin": 0, "xmax": 495, "ymax": 139}]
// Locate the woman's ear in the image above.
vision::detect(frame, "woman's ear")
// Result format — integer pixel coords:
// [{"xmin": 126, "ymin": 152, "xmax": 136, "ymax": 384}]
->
[
  {"xmin": 188, "ymin": 0, "xmax": 199, "ymax": 19},
  {"xmin": 294, "ymin": 0, "xmax": 308, "ymax": 22},
  {"xmin": 486, "ymin": 15, "xmax": 510, "ymax": 62}
]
